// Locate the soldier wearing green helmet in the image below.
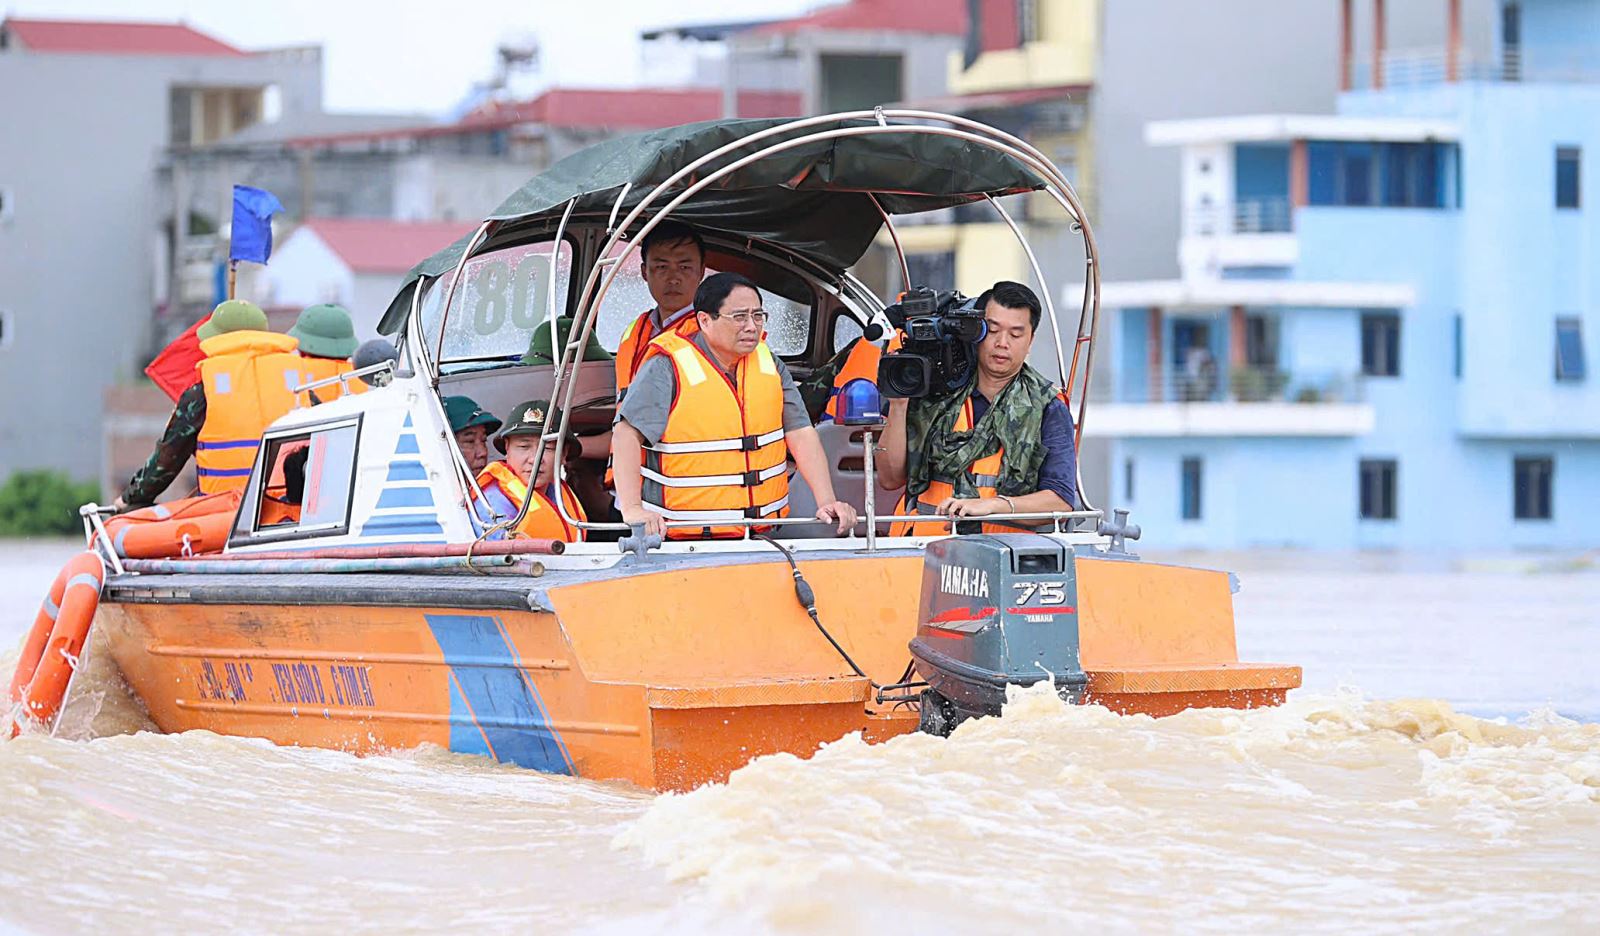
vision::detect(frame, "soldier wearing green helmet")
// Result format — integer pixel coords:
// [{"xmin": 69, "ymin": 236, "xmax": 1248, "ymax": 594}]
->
[{"xmin": 115, "ymin": 299, "xmax": 288, "ymax": 511}]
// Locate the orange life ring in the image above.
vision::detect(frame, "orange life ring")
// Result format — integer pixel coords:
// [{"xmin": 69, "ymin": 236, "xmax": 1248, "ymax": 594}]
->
[
  {"xmin": 6, "ymin": 551, "xmax": 104, "ymax": 736},
  {"xmin": 99, "ymin": 490, "xmax": 240, "ymax": 558}
]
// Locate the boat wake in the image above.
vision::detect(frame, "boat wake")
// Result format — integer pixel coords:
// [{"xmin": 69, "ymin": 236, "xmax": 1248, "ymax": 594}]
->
[
  {"xmin": 616, "ymin": 684, "xmax": 1600, "ymax": 932},
  {"xmin": 5, "ymin": 630, "xmax": 1598, "ymax": 933}
]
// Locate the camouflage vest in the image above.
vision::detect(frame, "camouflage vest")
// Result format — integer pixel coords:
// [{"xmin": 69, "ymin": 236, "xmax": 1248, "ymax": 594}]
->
[{"xmin": 904, "ymin": 364, "xmax": 1057, "ymax": 500}]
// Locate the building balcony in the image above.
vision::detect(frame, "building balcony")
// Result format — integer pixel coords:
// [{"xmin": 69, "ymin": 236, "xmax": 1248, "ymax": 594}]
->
[
  {"xmin": 1085, "ymin": 367, "xmax": 1375, "ymax": 439},
  {"xmin": 1351, "ymin": 46, "xmax": 1600, "ymax": 90}
]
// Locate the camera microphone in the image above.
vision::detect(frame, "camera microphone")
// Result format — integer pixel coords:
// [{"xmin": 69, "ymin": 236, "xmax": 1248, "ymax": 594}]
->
[{"xmin": 863, "ymin": 322, "xmax": 885, "ymax": 341}]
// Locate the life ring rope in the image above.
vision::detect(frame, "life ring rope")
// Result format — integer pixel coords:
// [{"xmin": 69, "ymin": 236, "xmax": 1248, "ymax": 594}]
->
[{"xmin": 5, "ymin": 551, "xmax": 105, "ymax": 738}]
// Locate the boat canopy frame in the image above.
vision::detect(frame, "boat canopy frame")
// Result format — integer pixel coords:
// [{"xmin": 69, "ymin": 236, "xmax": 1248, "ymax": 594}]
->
[{"xmin": 403, "ymin": 109, "xmax": 1105, "ymax": 546}]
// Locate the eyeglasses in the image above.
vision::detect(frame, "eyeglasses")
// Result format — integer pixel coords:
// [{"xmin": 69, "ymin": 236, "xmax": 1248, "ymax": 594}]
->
[{"xmin": 714, "ymin": 311, "xmax": 768, "ymax": 327}]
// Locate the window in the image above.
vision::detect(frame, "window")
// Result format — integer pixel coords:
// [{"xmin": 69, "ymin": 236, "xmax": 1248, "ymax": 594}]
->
[
  {"xmin": 1359, "ymin": 459, "xmax": 1398, "ymax": 520},
  {"xmin": 1245, "ymin": 314, "xmax": 1279, "ymax": 367},
  {"xmin": 1502, "ymin": 3, "xmax": 1522, "ymax": 80},
  {"xmin": 1308, "ymin": 142, "xmax": 1455, "ymax": 209},
  {"xmin": 1513, "ymin": 456, "xmax": 1553, "ymax": 520},
  {"xmin": 1361, "ymin": 311, "xmax": 1401, "ymax": 377},
  {"xmin": 1018, "ymin": 0, "xmax": 1041, "ymax": 44},
  {"xmin": 1555, "ymin": 317, "xmax": 1586, "ymax": 381},
  {"xmin": 904, "ymin": 251, "xmax": 955, "ymax": 291},
  {"xmin": 832, "ymin": 311, "xmax": 865, "ymax": 353},
  {"xmin": 1453, "ymin": 313, "xmax": 1463, "ymax": 380},
  {"xmin": 1341, "ymin": 143, "xmax": 1375, "ymax": 206},
  {"xmin": 1180, "ymin": 457, "xmax": 1202, "ymax": 520},
  {"xmin": 422, "ymin": 239, "xmax": 575, "ymax": 364},
  {"xmin": 233, "ymin": 419, "xmax": 362, "ymax": 543},
  {"xmin": 1123, "ymin": 457, "xmax": 1135, "ymax": 502},
  {"xmin": 819, "ymin": 54, "xmax": 903, "ymax": 113},
  {"xmin": 1556, "ymin": 146, "xmax": 1581, "ymax": 209}
]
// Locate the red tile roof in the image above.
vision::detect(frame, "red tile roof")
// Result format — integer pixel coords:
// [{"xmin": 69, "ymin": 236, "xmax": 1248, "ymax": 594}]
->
[
  {"xmin": 1, "ymin": 17, "xmax": 246, "ymax": 57},
  {"xmin": 464, "ymin": 87, "xmax": 802, "ymax": 131},
  {"xmin": 300, "ymin": 218, "xmax": 476, "ymax": 274},
  {"xmin": 753, "ymin": 0, "xmax": 966, "ymax": 36}
]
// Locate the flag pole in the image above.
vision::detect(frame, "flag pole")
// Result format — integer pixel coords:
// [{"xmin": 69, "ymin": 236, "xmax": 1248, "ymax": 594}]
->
[{"xmin": 227, "ymin": 260, "xmax": 238, "ymax": 300}]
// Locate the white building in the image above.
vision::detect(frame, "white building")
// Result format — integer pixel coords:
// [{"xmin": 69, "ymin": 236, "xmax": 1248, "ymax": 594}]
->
[{"xmin": 265, "ymin": 219, "xmax": 473, "ymax": 340}]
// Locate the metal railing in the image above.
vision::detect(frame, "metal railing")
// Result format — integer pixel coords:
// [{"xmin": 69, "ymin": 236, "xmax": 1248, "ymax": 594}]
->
[
  {"xmin": 1094, "ymin": 366, "xmax": 1366, "ymax": 405},
  {"xmin": 1351, "ymin": 47, "xmax": 1600, "ymax": 89},
  {"xmin": 1189, "ymin": 198, "xmax": 1293, "ymax": 237}
]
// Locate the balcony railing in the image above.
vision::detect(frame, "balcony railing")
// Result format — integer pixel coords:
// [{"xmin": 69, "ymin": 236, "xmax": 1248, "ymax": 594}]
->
[
  {"xmin": 1096, "ymin": 366, "xmax": 1366, "ymax": 405},
  {"xmin": 1351, "ymin": 47, "xmax": 1600, "ymax": 89},
  {"xmin": 1190, "ymin": 198, "xmax": 1293, "ymax": 236}
]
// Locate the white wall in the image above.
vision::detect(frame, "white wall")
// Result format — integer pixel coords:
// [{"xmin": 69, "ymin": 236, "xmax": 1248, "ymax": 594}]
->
[{"xmin": 263, "ymin": 230, "xmax": 355, "ymax": 311}]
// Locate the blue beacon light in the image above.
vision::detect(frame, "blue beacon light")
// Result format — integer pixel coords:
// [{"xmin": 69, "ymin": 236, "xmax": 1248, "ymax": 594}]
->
[{"xmin": 837, "ymin": 377, "xmax": 885, "ymax": 426}]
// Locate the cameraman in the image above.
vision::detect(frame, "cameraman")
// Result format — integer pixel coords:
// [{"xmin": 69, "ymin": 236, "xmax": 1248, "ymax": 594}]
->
[{"xmin": 877, "ymin": 281, "xmax": 1077, "ymax": 535}]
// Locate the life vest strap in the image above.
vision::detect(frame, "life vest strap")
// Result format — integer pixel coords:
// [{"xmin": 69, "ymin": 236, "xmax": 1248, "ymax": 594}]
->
[
  {"xmin": 643, "ymin": 495, "xmax": 791, "ymax": 522},
  {"xmin": 646, "ymin": 426, "xmax": 785, "ymax": 455},
  {"xmin": 196, "ymin": 438, "xmax": 262, "ymax": 451},
  {"xmin": 639, "ymin": 462, "xmax": 786, "ymax": 489}
]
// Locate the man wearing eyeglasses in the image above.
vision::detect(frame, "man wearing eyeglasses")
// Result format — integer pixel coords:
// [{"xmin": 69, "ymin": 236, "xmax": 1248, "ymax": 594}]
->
[{"xmin": 612, "ymin": 272, "xmax": 858, "ymax": 540}]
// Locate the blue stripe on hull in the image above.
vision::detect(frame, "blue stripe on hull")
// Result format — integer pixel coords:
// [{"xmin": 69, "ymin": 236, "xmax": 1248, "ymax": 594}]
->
[{"xmin": 423, "ymin": 613, "xmax": 572, "ymax": 774}]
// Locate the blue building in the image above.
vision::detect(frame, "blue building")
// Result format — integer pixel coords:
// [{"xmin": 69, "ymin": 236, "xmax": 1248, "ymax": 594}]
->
[{"xmin": 1088, "ymin": 0, "xmax": 1600, "ymax": 551}]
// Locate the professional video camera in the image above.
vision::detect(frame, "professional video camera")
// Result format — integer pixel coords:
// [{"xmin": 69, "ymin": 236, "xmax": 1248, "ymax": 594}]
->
[{"xmin": 873, "ymin": 286, "xmax": 987, "ymax": 399}]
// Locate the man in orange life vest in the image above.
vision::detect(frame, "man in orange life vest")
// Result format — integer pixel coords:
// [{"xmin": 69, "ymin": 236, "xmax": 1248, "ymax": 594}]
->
[
  {"xmin": 476, "ymin": 399, "xmax": 587, "ymax": 543},
  {"xmin": 877, "ymin": 281, "xmax": 1077, "ymax": 536},
  {"xmin": 611, "ymin": 272, "xmax": 859, "ymax": 540},
  {"xmin": 615, "ymin": 221, "xmax": 707, "ymax": 404},
  {"xmin": 114, "ymin": 300, "xmax": 303, "ymax": 511}
]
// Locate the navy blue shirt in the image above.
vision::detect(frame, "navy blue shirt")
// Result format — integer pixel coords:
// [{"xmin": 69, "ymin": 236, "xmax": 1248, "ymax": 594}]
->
[{"xmin": 968, "ymin": 391, "xmax": 1078, "ymax": 509}]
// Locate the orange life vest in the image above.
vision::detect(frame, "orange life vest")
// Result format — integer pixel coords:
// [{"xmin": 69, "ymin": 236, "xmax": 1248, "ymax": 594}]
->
[
  {"xmin": 615, "ymin": 308, "xmax": 700, "ymax": 403},
  {"xmin": 476, "ymin": 460, "xmax": 587, "ymax": 543},
  {"xmin": 820, "ymin": 333, "xmax": 901, "ymax": 422},
  {"xmin": 607, "ymin": 309, "xmax": 700, "ymax": 488},
  {"xmin": 297, "ymin": 355, "xmax": 367, "ymax": 406},
  {"xmin": 639, "ymin": 331, "xmax": 788, "ymax": 539},
  {"xmin": 890, "ymin": 396, "xmax": 1013, "ymax": 537},
  {"xmin": 196, "ymin": 331, "xmax": 303, "ymax": 494}
]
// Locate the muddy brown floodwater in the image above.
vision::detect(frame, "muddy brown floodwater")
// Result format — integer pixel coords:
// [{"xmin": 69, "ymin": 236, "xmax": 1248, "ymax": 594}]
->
[{"xmin": 2, "ymin": 539, "xmax": 1597, "ymax": 934}]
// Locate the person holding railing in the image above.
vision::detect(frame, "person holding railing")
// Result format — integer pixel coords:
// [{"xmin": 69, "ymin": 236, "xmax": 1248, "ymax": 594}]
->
[
  {"xmin": 877, "ymin": 281, "xmax": 1077, "ymax": 535},
  {"xmin": 610, "ymin": 272, "xmax": 858, "ymax": 540}
]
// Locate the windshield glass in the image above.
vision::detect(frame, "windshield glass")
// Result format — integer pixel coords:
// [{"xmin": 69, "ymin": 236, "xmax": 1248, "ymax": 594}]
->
[
  {"xmin": 593, "ymin": 247, "xmax": 811, "ymax": 357},
  {"xmin": 419, "ymin": 240, "xmax": 573, "ymax": 364}
]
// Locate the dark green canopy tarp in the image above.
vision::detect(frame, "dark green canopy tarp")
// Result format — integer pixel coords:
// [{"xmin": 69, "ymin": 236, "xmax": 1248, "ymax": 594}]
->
[{"xmin": 381, "ymin": 117, "xmax": 1046, "ymax": 332}]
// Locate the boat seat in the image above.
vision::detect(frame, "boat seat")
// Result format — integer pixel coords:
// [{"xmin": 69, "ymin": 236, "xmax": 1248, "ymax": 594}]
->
[{"xmin": 783, "ymin": 421, "xmax": 903, "ymax": 539}]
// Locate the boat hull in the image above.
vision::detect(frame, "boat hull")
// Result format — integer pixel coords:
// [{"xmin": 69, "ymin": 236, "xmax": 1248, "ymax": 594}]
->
[{"xmin": 94, "ymin": 551, "xmax": 1299, "ymax": 790}]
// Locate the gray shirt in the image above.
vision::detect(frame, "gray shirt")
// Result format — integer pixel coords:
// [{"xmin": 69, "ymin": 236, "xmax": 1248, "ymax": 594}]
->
[{"xmin": 615, "ymin": 332, "xmax": 810, "ymax": 444}]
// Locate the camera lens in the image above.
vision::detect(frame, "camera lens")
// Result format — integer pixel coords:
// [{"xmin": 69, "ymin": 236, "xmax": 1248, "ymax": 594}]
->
[{"xmin": 877, "ymin": 354, "xmax": 931, "ymax": 399}]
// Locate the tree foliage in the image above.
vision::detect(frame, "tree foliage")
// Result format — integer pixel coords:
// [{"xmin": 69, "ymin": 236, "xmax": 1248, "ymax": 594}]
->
[{"xmin": 0, "ymin": 471, "xmax": 101, "ymax": 536}]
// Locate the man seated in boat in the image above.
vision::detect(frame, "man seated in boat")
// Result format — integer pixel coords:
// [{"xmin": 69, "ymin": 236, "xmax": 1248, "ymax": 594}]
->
[
  {"xmin": 877, "ymin": 281, "xmax": 1077, "ymax": 535},
  {"xmin": 443, "ymin": 395, "xmax": 502, "ymax": 475},
  {"xmin": 113, "ymin": 300, "xmax": 303, "ymax": 512},
  {"xmin": 610, "ymin": 272, "xmax": 859, "ymax": 540},
  {"xmin": 476, "ymin": 399, "xmax": 587, "ymax": 542}
]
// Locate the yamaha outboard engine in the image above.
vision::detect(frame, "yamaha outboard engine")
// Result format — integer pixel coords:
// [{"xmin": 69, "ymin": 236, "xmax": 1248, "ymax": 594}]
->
[{"xmin": 909, "ymin": 535, "xmax": 1088, "ymax": 735}]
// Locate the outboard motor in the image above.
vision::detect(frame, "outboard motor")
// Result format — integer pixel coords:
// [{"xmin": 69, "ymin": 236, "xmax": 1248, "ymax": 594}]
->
[{"xmin": 909, "ymin": 535, "xmax": 1087, "ymax": 735}]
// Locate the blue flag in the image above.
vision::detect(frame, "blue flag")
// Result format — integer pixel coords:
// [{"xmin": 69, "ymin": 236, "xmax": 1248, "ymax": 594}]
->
[{"xmin": 229, "ymin": 184, "xmax": 284, "ymax": 264}]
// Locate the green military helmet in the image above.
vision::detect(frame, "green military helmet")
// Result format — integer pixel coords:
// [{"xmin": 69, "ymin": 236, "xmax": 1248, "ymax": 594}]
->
[
  {"xmin": 196, "ymin": 299, "xmax": 269, "ymax": 340},
  {"xmin": 494, "ymin": 398, "xmax": 566, "ymax": 454},
  {"xmin": 442, "ymin": 395, "xmax": 502, "ymax": 436},
  {"xmin": 521, "ymin": 316, "xmax": 613, "ymax": 366},
  {"xmin": 288, "ymin": 303, "xmax": 359, "ymax": 359}
]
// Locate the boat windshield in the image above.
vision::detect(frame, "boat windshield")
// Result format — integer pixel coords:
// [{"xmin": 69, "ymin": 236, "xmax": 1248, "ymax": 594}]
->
[{"xmin": 419, "ymin": 239, "xmax": 574, "ymax": 366}]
